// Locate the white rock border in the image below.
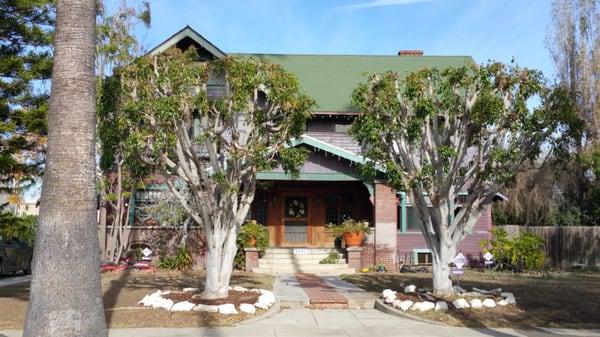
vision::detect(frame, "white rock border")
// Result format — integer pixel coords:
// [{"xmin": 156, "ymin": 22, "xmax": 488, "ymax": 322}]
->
[
  {"xmin": 138, "ymin": 287, "xmax": 276, "ymax": 314},
  {"xmin": 380, "ymin": 288, "xmax": 516, "ymax": 313}
]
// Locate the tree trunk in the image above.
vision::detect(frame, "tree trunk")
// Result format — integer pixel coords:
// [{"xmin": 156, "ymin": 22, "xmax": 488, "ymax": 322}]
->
[
  {"xmin": 431, "ymin": 241, "xmax": 455, "ymax": 295},
  {"xmin": 201, "ymin": 226, "xmax": 238, "ymax": 299},
  {"xmin": 23, "ymin": 1, "xmax": 107, "ymax": 336}
]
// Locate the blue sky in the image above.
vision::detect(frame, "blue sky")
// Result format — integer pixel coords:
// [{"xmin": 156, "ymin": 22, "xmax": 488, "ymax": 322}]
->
[{"xmin": 142, "ymin": 0, "xmax": 556, "ymax": 79}]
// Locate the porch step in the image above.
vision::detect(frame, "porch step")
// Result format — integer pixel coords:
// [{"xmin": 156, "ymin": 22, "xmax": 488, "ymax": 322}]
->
[{"xmin": 254, "ymin": 248, "xmax": 355, "ymax": 275}]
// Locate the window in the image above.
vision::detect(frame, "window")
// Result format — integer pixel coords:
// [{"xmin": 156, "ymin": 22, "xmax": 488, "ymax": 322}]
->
[
  {"xmin": 406, "ymin": 207, "xmax": 422, "ymax": 232},
  {"xmin": 250, "ymin": 195, "xmax": 268, "ymax": 225},
  {"xmin": 324, "ymin": 193, "xmax": 354, "ymax": 225},
  {"xmin": 416, "ymin": 251, "xmax": 432, "ymax": 266}
]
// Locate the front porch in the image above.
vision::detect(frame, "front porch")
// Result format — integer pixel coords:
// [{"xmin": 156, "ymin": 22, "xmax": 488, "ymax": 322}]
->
[{"xmin": 250, "ymin": 180, "xmax": 373, "ymax": 248}]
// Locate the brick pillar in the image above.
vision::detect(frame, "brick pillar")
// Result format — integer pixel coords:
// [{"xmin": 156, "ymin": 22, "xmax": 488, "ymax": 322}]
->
[
  {"xmin": 244, "ymin": 247, "xmax": 259, "ymax": 272},
  {"xmin": 347, "ymin": 247, "xmax": 363, "ymax": 271},
  {"xmin": 374, "ymin": 182, "xmax": 398, "ymax": 272}
]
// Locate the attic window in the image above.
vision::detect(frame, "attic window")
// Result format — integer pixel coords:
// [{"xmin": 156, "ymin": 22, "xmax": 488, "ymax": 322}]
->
[{"xmin": 257, "ymin": 90, "xmax": 268, "ymax": 108}]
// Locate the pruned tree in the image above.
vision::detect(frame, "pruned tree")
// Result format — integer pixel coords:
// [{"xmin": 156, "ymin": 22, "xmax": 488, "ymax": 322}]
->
[
  {"xmin": 351, "ymin": 63, "xmax": 578, "ymax": 294},
  {"xmin": 114, "ymin": 48, "xmax": 313, "ymax": 299}
]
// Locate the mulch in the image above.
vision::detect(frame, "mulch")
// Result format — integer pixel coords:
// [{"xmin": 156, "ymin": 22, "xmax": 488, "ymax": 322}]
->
[{"xmin": 163, "ymin": 290, "xmax": 260, "ymax": 306}]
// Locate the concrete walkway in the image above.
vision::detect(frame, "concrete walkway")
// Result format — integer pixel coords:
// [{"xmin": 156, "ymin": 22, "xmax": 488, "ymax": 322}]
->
[
  {"xmin": 1, "ymin": 308, "xmax": 599, "ymax": 336},
  {"xmin": 0, "ymin": 275, "xmax": 30, "ymax": 288}
]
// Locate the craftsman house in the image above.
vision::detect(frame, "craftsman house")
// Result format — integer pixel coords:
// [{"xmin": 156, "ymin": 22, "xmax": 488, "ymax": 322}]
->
[{"xmin": 110, "ymin": 26, "xmax": 496, "ymax": 274}]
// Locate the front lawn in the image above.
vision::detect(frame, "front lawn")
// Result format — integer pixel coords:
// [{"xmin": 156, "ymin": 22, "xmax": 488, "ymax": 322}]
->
[
  {"xmin": 341, "ymin": 270, "xmax": 600, "ymax": 329},
  {"xmin": 0, "ymin": 270, "xmax": 274, "ymax": 329}
]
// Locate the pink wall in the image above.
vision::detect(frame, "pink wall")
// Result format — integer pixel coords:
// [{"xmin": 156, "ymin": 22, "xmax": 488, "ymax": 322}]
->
[{"xmin": 396, "ymin": 207, "xmax": 493, "ymax": 266}]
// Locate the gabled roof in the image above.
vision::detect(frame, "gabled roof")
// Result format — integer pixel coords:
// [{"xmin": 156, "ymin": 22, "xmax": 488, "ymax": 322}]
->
[
  {"xmin": 289, "ymin": 134, "xmax": 365, "ymax": 165},
  {"xmin": 146, "ymin": 25, "xmax": 226, "ymax": 58},
  {"xmin": 231, "ymin": 53, "xmax": 473, "ymax": 113},
  {"xmin": 147, "ymin": 26, "xmax": 473, "ymax": 113}
]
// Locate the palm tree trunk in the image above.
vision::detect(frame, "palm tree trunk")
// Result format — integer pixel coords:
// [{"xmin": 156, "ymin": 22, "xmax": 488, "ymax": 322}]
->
[{"xmin": 23, "ymin": 1, "xmax": 107, "ymax": 336}]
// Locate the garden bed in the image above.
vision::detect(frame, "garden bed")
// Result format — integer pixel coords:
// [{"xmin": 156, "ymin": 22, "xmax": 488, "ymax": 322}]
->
[
  {"xmin": 341, "ymin": 269, "xmax": 600, "ymax": 328},
  {"xmin": 0, "ymin": 270, "xmax": 274, "ymax": 329}
]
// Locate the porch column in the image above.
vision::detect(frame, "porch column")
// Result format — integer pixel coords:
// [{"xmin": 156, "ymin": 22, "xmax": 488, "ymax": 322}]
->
[
  {"xmin": 374, "ymin": 182, "xmax": 398, "ymax": 271},
  {"xmin": 244, "ymin": 247, "xmax": 259, "ymax": 272},
  {"xmin": 346, "ymin": 247, "xmax": 363, "ymax": 271}
]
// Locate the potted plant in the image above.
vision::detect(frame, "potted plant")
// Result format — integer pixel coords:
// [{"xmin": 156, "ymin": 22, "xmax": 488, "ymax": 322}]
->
[{"xmin": 327, "ymin": 219, "xmax": 372, "ymax": 247}]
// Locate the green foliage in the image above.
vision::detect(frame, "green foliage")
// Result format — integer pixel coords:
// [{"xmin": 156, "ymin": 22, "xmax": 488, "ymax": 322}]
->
[
  {"xmin": 481, "ymin": 228, "xmax": 545, "ymax": 272},
  {"xmin": 0, "ymin": 0, "xmax": 54, "ymax": 194},
  {"xmin": 156, "ymin": 246, "xmax": 193, "ymax": 270},
  {"xmin": 0, "ymin": 213, "xmax": 37, "ymax": 245},
  {"xmin": 234, "ymin": 220, "xmax": 269, "ymax": 269},
  {"xmin": 326, "ymin": 219, "xmax": 372, "ymax": 238},
  {"xmin": 319, "ymin": 251, "xmax": 340, "ymax": 264},
  {"xmin": 350, "ymin": 63, "xmax": 580, "ymax": 195}
]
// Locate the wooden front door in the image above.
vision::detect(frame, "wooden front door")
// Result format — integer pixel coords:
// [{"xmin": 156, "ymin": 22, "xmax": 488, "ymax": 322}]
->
[{"xmin": 281, "ymin": 194, "xmax": 311, "ymax": 246}]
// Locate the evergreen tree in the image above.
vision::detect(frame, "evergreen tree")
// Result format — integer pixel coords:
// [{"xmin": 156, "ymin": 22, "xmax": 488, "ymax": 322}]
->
[{"xmin": 0, "ymin": 0, "xmax": 54, "ymax": 198}]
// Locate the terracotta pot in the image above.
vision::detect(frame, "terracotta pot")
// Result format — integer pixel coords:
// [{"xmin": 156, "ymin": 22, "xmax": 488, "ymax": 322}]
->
[
  {"xmin": 247, "ymin": 237, "xmax": 257, "ymax": 247},
  {"xmin": 343, "ymin": 231, "xmax": 364, "ymax": 247}
]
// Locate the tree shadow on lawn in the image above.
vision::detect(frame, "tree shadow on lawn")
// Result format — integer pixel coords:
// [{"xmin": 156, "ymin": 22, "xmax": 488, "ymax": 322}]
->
[
  {"xmin": 342, "ymin": 272, "xmax": 600, "ymax": 330},
  {"xmin": 0, "ymin": 282, "xmax": 30, "ymax": 302}
]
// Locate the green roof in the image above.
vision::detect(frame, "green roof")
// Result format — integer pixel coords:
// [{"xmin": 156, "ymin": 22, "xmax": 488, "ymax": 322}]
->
[{"xmin": 231, "ymin": 53, "xmax": 472, "ymax": 112}]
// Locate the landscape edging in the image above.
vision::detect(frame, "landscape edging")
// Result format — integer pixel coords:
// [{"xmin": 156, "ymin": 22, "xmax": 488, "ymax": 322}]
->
[{"xmin": 374, "ymin": 299, "xmax": 448, "ymax": 326}]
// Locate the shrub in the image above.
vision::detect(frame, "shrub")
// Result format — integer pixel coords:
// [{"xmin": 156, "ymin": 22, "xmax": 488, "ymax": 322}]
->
[
  {"xmin": 481, "ymin": 228, "xmax": 545, "ymax": 272},
  {"xmin": 0, "ymin": 213, "xmax": 37, "ymax": 245},
  {"xmin": 234, "ymin": 220, "xmax": 269, "ymax": 269},
  {"xmin": 156, "ymin": 246, "xmax": 193, "ymax": 270},
  {"xmin": 319, "ymin": 251, "xmax": 340, "ymax": 264}
]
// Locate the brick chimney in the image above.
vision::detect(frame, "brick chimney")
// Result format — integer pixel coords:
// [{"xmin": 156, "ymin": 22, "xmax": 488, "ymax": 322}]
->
[{"xmin": 397, "ymin": 50, "xmax": 424, "ymax": 56}]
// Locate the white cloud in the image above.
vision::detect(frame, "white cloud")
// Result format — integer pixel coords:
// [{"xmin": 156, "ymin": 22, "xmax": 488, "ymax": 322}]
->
[{"xmin": 337, "ymin": 0, "xmax": 439, "ymax": 11}]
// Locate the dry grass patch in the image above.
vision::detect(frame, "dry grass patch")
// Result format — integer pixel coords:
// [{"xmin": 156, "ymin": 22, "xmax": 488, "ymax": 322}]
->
[
  {"xmin": 0, "ymin": 270, "xmax": 274, "ymax": 329},
  {"xmin": 342, "ymin": 270, "xmax": 600, "ymax": 329}
]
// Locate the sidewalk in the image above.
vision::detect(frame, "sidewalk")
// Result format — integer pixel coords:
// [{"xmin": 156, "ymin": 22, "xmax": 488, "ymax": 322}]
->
[
  {"xmin": 0, "ymin": 275, "xmax": 30, "ymax": 288},
  {"xmin": 2, "ymin": 308, "xmax": 599, "ymax": 337}
]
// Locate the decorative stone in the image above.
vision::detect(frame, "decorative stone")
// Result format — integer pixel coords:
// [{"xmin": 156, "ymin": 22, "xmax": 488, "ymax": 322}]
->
[
  {"xmin": 497, "ymin": 299, "xmax": 509, "ymax": 306},
  {"xmin": 392, "ymin": 299, "xmax": 402, "ymax": 308},
  {"xmin": 398, "ymin": 300, "xmax": 414, "ymax": 311},
  {"xmin": 218, "ymin": 303, "xmax": 238, "ymax": 315},
  {"xmin": 411, "ymin": 301, "xmax": 435, "ymax": 312},
  {"xmin": 239, "ymin": 303, "xmax": 256, "ymax": 314},
  {"xmin": 171, "ymin": 301, "xmax": 196, "ymax": 312},
  {"xmin": 183, "ymin": 287, "xmax": 200, "ymax": 293},
  {"xmin": 193, "ymin": 304, "xmax": 219, "ymax": 312},
  {"xmin": 501, "ymin": 292, "xmax": 516, "ymax": 305},
  {"xmin": 250, "ymin": 289, "xmax": 261, "ymax": 293},
  {"xmin": 151, "ymin": 298, "xmax": 174, "ymax": 311},
  {"xmin": 381, "ymin": 289, "xmax": 396, "ymax": 298},
  {"xmin": 254, "ymin": 301, "xmax": 269, "ymax": 309},
  {"xmin": 470, "ymin": 298, "xmax": 483, "ymax": 309},
  {"xmin": 435, "ymin": 301, "xmax": 448, "ymax": 311},
  {"xmin": 233, "ymin": 286, "xmax": 248, "ymax": 292},
  {"xmin": 138, "ymin": 290, "xmax": 162, "ymax": 307},
  {"xmin": 384, "ymin": 295, "xmax": 396, "ymax": 304},
  {"xmin": 258, "ymin": 292, "xmax": 276, "ymax": 306},
  {"xmin": 482, "ymin": 299, "xmax": 496, "ymax": 308},
  {"xmin": 404, "ymin": 285, "xmax": 417, "ymax": 294},
  {"xmin": 452, "ymin": 298, "xmax": 470, "ymax": 309}
]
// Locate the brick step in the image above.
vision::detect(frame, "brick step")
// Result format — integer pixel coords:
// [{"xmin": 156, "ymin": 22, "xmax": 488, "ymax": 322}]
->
[
  {"xmin": 265, "ymin": 248, "xmax": 334, "ymax": 254},
  {"xmin": 258, "ymin": 259, "xmax": 348, "ymax": 267},
  {"xmin": 253, "ymin": 266, "xmax": 355, "ymax": 275}
]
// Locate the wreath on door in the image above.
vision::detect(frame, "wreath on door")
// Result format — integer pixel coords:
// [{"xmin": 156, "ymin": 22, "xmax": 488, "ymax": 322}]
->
[{"xmin": 287, "ymin": 199, "xmax": 306, "ymax": 218}]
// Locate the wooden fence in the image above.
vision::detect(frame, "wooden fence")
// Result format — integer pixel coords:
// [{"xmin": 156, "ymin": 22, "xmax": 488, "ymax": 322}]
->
[{"xmin": 500, "ymin": 225, "xmax": 600, "ymax": 268}]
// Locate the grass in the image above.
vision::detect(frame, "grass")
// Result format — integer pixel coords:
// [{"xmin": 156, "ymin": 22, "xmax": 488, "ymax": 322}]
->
[
  {"xmin": 341, "ymin": 269, "xmax": 600, "ymax": 329},
  {"xmin": 0, "ymin": 270, "xmax": 274, "ymax": 329}
]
